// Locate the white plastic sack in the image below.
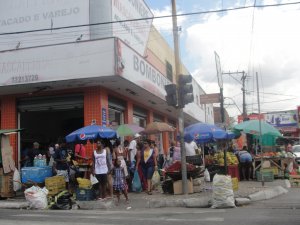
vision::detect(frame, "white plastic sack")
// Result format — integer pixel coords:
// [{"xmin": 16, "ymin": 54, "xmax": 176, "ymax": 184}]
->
[
  {"xmin": 211, "ymin": 174, "xmax": 236, "ymax": 209},
  {"xmin": 204, "ymin": 168, "xmax": 210, "ymax": 182},
  {"xmin": 90, "ymin": 174, "xmax": 99, "ymax": 185},
  {"xmin": 151, "ymin": 171, "xmax": 160, "ymax": 187},
  {"xmin": 48, "ymin": 156, "xmax": 54, "ymax": 167},
  {"xmin": 24, "ymin": 186, "xmax": 48, "ymax": 209},
  {"xmin": 13, "ymin": 168, "xmax": 22, "ymax": 192}
]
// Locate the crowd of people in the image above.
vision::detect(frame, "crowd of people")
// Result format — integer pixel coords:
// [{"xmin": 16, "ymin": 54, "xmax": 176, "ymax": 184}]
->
[
  {"xmin": 20, "ymin": 134, "xmax": 197, "ymax": 202},
  {"xmin": 25, "ymin": 135, "xmax": 294, "ymax": 199}
]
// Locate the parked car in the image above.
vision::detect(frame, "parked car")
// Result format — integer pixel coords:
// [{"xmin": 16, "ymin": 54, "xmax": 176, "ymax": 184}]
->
[{"xmin": 292, "ymin": 145, "xmax": 300, "ymax": 164}]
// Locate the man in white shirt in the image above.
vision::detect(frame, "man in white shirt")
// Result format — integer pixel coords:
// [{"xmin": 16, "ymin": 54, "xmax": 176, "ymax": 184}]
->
[
  {"xmin": 185, "ymin": 140, "xmax": 200, "ymax": 156},
  {"xmin": 128, "ymin": 133, "xmax": 141, "ymax": 164}
]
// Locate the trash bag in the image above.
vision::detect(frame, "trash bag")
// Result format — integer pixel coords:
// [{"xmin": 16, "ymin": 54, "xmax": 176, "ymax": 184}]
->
[
  {"xmin": 24, "ymin": 186, "xmax": 48, "ymax": 209},
  {"xmin": 132, "ymin": 170, "xmax": 142, "ymax": 192},
  {"xmin": 13, "ymin": 168, "xmax": 22, "ymax": 192},
  {"xmin": 211, "ymin": 174, "xmax": 235, "ymax": 209},
  {"xmin": 49, "ymin": 190, "xmax": 72, "ymax": 210}
]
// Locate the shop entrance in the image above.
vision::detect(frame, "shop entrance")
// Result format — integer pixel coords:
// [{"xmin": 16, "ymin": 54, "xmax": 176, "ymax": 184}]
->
[{"xmin": 17, "ymin": 94, "xmax": 84, "ymax": 156}]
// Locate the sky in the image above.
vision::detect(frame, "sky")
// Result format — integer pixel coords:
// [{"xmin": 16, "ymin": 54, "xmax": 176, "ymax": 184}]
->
[{"xmin": 145, "ymin": 0, "xmax": 300, "ymax": 120}]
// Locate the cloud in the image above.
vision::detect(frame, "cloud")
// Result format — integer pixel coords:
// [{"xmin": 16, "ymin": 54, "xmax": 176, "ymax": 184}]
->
[
  {"xmin": 151, "ymin": 6, "xmax": 186, "ymax": 35},
  {"xmin": 184, "ymin": 2, "xmax": 300, "ymax": 116}
]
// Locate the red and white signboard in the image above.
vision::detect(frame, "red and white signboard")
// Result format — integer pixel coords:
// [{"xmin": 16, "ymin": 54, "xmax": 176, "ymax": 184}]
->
[{"xmin": 237, "ymin": 114, "xmax": 264, "ymax": 123}]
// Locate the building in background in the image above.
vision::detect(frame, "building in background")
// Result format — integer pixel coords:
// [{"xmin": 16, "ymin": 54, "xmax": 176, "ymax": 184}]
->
[{"xmin": 0, "ymin": 0, "xmax": 214, "ymax": 164}]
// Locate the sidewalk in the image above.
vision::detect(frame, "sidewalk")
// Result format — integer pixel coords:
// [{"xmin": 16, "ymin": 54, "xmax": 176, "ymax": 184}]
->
[{"xmin": 0, "ymin": 179, "xmax": 289, "ymax": 210}]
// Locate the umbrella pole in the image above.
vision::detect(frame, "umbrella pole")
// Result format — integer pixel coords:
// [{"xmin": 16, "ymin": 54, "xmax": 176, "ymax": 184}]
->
[
  {"xmin": 224, "ymin": 141, "xmax": 228, "ymax": 175},
  {"xmin": 202, "ymin": 144, "xmax": 205, "ymax": 168}
]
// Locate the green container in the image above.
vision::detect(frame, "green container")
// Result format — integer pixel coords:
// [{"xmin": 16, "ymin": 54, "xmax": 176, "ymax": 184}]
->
[{"xmin": 256, "ymin": 171, "xmax": 274, "ymax": 182}]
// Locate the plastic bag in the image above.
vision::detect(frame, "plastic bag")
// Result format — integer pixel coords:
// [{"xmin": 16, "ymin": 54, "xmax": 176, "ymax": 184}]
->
[
  {"xmin": 13, "ymin": 168, "xmax": 22, "ymax": 192},
  {"xmin": 132, "ymin": 170, "xmax": 142, "ymax": 192},
  {"xmin": 211, "ymin": 174, "xmax": 235, "ymax": 209},
  {"xmin": 48, "ymin": 156, "xmax": 54, "ymax": 167},
  {"xmin": 151, "ymin": 171, "xmax": 160, "ymax": 187},
  {"xmin": 204, "ymin": 168, "xmax": 210, "ymax": 182},
  {"xmin": 24, "ymin": 186, "xmax": 49, "ymax": 209},
  {"xmin": 90, "ymin": 174, "xmax": 99, "ymax": 185}
]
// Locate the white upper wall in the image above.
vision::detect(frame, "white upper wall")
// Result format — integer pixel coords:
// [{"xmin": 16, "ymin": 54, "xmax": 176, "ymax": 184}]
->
[{"xmin": 0, "ymin": 0, "xmax": 153, "ymax": 56}]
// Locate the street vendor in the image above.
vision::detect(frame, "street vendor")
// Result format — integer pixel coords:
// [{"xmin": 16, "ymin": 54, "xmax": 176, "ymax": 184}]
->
[
  {"xmin": 53, "ymin": 143, "xmax": 70, "ymax": 188},
  {"xmin": 185, "ymin": 139, "xmax": 200, "ymax": 156},
  {"xmin": 237, "ymin": 146, "xmax": 253, "ymax": 181},
  {"xmin": 23, "ymin": 142, "xmax": 46, "ymax": 167}
]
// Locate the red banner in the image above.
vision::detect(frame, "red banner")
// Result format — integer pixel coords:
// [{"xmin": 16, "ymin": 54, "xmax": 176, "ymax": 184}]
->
[{"xmin": 237, "ymin": 114, "xmax": 265, "ymax": 123}]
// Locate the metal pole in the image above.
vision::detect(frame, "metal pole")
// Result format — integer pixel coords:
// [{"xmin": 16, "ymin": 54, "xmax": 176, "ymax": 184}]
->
[
  {"xmin": 242, "ymin": 71, "xmax": 247, "ymax": 120},
  {"xmin": 171, "ymin": 0, "xmax": 188, "ymax": 194},
  {"xmin": 256, "ymin": 72, "xmax": 264, "ymax": 186}
]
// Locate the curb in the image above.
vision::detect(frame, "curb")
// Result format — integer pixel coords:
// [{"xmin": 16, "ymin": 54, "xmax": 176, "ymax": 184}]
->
[
  {"xmin": 248, "ymin": 186, "xmax": 288, "ymax": 202},
  {"xmin": 0, "ymin": 201, "xmax": 29, "ymax": 209}
]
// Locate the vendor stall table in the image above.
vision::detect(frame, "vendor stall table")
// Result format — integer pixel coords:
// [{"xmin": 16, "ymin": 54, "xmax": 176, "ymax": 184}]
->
[{"xmin": 252, "ymin": 157, "xmax": 290, "ymax": 178}]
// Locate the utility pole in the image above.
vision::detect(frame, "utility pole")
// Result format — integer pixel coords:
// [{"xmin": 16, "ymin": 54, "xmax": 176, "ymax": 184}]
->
[
  {"xmin": 222, "ymin": 71, "xmax": 248, "ymax": 120},
  {"xmin": 256, "ymin": 72, "xmax": 264, "ymax": 187},
  {"xmin": 171, "ymin": 0, "xmax": 188, "ymax": 195}
]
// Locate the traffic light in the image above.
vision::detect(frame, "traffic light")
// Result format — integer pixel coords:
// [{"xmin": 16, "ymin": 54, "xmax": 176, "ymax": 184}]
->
[
  {"xmin": 178, "ymin": 74, "xmax": 194, "ymax": 108},
  {"xmin": 164, "ymin": 84, "xmax": 178, "ymax": 107}
]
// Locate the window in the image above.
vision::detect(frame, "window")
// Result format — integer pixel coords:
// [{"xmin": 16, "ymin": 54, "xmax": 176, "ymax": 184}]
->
[{"xmin": 166, "ymin": 60, "xmax": 173, "ymax": 81}]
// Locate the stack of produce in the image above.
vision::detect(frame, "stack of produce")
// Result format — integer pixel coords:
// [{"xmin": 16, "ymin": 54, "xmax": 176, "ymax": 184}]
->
[
  {"xmin": 214, "ymin": 152, "xmax": 238, "ymax": 166},
  {"xmin": 165, "ymin": 161, "xmax": 196, "ymax": 173}
]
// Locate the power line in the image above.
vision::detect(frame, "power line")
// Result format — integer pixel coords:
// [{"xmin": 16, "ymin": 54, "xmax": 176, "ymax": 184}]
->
[{"xmin": 1, "ymin": 1, "xmax": 299, "ymax": 36}]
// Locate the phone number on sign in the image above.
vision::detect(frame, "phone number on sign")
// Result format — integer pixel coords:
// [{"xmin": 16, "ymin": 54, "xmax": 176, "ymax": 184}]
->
[{"xmin": 11, "ymin": 75, "xmax": 39, "ymax": 83}]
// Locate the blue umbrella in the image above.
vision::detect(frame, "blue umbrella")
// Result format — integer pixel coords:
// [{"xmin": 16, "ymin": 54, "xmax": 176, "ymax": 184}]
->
[
  {"xmin": 65, "ymin": 125, "xmax": 117, "ymax": 143},
  {"xmin": 184, "ymin": 123, "xmax": 228, "ymax": 143}
]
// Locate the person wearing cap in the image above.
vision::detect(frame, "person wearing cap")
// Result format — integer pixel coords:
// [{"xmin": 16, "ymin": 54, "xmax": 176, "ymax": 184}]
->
[{"xmin": 53, "ymin": 143, "xmax": 70, "ymax": 187}]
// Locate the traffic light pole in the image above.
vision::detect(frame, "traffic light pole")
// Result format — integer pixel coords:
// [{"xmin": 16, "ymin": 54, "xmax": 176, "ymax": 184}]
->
[{"xmin": 172, "ymin": 0, "xmax": 188, "ymax": 195}]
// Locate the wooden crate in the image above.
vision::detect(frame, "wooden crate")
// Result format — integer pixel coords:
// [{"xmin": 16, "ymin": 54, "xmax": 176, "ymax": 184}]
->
[{"xmin": 0, "ymin": 169, "xmax": 15, "ymax": 198}]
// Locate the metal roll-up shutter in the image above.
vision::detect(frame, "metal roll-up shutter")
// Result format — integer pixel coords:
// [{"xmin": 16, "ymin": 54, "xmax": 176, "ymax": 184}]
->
[
  {"xmin": 108, "ymin": 95, "xmax": 126, "ymax": 111},
  {"xmin": 133, "ymin": 105, "xmax": 147, "ymax": 118},
  {"xmin": 17, "ymin": 94, "xmax": 84, "ymax": 112}
]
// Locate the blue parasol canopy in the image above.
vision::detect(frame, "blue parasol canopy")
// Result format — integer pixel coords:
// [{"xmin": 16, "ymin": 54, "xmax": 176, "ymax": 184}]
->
[
  {"xmin": 65, "ymin": 125, "xmax": 117, "ymax": 143},
  {"xmin": 184, "ymin": 123, "xmax": 235, "ymax": 143}
]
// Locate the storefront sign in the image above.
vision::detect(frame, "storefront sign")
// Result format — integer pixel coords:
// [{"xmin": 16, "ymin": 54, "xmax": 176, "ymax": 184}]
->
[
  {"xmin": 112, "ymin": 0, "xmax": 153, "ymax": 56},
  {"xmin": 0, "ymin": 0, "xmax": 89, "ymax": 51},
  {"xmin": 118, "ymin": 41, "xmax": 171, "ymax": 100},
  {"xmin": 237, "ymin": 114, "xmax": 264, "ymax": 123},
  {"xmin": 102, "ymin": 108, "xmax": 107, "ymax": 127},
  {"xmin": 265, "ymin": 110, "xmax": 297, "ymax": 128},
  {"xmin": 0, "ymin": 39, "xmax": 115, "ymax": 86}
]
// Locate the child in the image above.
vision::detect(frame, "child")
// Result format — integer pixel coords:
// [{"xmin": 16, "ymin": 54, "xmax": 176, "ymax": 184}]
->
[{"xmin": 112, "ymin": 158, "xmax": 129, "ymax": 204}]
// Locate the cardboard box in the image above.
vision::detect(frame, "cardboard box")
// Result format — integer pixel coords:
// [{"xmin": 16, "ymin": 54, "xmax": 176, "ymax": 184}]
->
[{"xmin": 173, "ymin": 178, "xmax": 193, "ymax": 195}]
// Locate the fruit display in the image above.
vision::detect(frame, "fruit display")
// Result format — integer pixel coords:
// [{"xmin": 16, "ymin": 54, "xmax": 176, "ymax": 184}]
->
[{"xmin": 213, "ymin": 152, "xmax": 239, "ymax": 166}]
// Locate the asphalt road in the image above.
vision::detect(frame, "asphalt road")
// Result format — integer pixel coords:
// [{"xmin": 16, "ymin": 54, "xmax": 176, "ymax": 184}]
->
[{"xmin": 0, "ymin": 189, "xmax": 299, "ymax": 225}]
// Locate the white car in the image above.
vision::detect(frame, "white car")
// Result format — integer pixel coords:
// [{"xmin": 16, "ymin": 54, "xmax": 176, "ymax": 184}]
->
[{"xmin": 292, "ymin": 145, "xmax": 300, "ymax": 164}]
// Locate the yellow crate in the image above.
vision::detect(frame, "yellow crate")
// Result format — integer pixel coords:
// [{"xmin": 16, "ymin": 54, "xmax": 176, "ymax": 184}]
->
[
  {"xmin": 232, "ymin": 177, "xmax": 239, "ymax": 191},
  {"xmin": 45, "ymin": 176, "xmax": 66, "ymax": 196},
  {"xmin": 77, "ymin": 178, "xmax": 92, "ymax": 189}
]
